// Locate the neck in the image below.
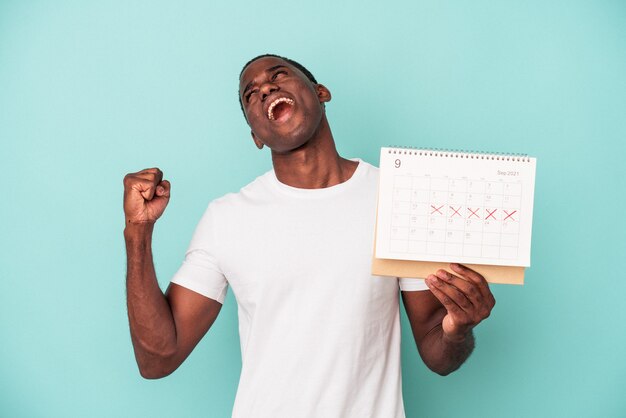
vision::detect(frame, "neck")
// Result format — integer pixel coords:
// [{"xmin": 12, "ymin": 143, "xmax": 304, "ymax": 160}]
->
[{"xmin": 271, "ymin": 117, "xmax": 358, "ymax": 189}]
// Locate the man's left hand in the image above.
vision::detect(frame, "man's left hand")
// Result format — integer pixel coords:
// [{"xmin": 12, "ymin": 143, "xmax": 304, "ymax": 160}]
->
[{"xmin": 425, "ymin": 263, "xmax": 496, "ymax": 342}]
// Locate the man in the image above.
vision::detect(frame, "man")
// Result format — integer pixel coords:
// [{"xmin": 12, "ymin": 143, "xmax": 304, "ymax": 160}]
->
[{"xmin": 123, "ymin": 54, "xmax": 496, "ymax": 417}]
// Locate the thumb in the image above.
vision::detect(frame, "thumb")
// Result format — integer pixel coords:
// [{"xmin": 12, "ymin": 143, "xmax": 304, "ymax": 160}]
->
[
  {"xmin": 442, "ymin": 314, "xmax": 458, "ymax": 337},
  {"xmin": 155, "ymin": 180, "xmax": 171, "ymax": 198}
]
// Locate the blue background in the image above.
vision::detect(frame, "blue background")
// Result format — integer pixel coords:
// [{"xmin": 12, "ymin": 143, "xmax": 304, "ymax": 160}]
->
[{"xmin": 1, "ymin": 1, "xmax": 625, "ymax": 417}]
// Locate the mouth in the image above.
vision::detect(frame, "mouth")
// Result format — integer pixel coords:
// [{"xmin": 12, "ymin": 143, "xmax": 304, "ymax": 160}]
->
[{"xmin": 267, "ymin": 97, "xmax": 295, "ymax": 122}]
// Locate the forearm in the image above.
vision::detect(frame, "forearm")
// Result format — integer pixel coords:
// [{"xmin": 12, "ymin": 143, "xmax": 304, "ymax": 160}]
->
[
  {"xmin": 125, "ymin": 222, "xmax": 177, "ymax": 376},
  {"xmin": 418, "ymin": 324, "xmax": 475, "ymax": 376}
]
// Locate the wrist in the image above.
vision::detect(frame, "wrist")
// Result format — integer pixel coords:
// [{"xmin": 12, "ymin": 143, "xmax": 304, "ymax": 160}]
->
[{"xmin": 124, "ymin": 221, "xmax": 155, "ymax": 240}]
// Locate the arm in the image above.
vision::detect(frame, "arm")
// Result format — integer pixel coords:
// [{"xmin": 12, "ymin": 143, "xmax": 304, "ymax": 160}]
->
[
  {"xmin": 401, "ymin": 263, "xmax": 495, "ymax": 376},
  {"xmin": 124, "ymin": 168, "xmax": 222, "ymax": 379}
]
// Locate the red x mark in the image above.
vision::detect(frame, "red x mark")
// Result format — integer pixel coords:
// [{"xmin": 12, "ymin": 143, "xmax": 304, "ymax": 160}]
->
[
  {"xmin": 485, "ymin": 209, "xmax": 497, "ymax": 220},
  {"xmin": 449, "ymin": 206, "xmax": 461, "ymax": 217},
  {"xmin": 467, "ymin": 208, "xmax": 480, "ymax": 219},
  {"xmin": 430, "ymin": 205, "xmax": 443, "ymax": 215},
  {"xmin": 503, "ymin": 210, "xmax": 517, "ymax": 221}
]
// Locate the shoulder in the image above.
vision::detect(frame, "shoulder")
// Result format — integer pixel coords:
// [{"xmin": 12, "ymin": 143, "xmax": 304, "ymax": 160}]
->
[
  {"xmin": 351, "ymin": 158, "xmax": 379, "ymax": 190},
  {"xmin": 205, "ymin": 170, "xmax": 275, "ymax": 215},
  {"xmin": 358, "ymin": 159, "xmax": 379, "ymax": 177}
]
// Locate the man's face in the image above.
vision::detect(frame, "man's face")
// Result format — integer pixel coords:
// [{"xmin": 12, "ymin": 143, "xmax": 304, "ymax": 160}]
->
[{"xmin": 239, "ymin": 57, "xmax": 330, "ymax": 153}]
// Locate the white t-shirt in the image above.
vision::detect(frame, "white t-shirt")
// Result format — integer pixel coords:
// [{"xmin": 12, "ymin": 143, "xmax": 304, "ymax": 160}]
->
[{"xmin": 171, "ymin": 160, "xmax": 428, "ymax": 418}]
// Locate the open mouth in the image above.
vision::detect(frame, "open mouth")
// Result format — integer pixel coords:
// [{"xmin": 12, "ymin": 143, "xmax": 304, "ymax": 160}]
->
[{"xmin": 267, "ymin": 97, "xmax": 295, "ymax": 122}]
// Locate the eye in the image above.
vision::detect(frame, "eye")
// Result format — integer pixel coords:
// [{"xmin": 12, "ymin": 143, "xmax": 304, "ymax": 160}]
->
[
  {"xmin": 271, "ymin": 70, "xmax": 287, "ymax": 81},
  {"xmin": 245, "ymin": 89, "xmax": 258, "ymax": 103}
]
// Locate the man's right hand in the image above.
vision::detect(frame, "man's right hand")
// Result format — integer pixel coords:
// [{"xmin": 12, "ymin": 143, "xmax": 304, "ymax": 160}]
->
[{"xmin": 123, "ymin": 168, "xmax": 171, "ymax": 224}]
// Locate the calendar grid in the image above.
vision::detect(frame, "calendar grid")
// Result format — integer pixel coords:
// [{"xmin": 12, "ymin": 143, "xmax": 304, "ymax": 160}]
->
[{"xmin": 389, "ymin": 174, "xmax": 522, "ymax": 262}]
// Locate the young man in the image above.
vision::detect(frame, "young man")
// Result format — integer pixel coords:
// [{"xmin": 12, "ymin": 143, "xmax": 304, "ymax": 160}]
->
[{"xmin": 123, "ymin": 54, "xmax": 496, "ymax": 417}]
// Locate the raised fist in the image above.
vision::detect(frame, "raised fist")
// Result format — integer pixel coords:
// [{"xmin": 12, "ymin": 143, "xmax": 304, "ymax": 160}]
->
[{"xmin": 123, "ymin": 168, "xmax": 171, "ymax": 224}]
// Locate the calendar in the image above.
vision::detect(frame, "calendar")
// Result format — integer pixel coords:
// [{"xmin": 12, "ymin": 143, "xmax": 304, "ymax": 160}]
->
[{"xmin": 375, "ymin": 147, "xmax": 537, "ymax": 267}]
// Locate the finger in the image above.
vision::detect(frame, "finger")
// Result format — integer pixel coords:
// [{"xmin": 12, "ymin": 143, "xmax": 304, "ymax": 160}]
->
[
  {"xmin": 130, "ymin": 170, "xmax": 164, "ymax": 198},
  {"xmin": 153, "ymin": 168, "xmax": 163, "ymax": 185},
  {"xmin": 138, "ymin": 167, "xmax": 163, "ymax": 178},
  {"xmin": 452, "ymin": 263, "xmax": 496, "ymax": 308},
  {"xmin": 134, "ymin": 169, "xmax": 163, "ymax": 185},
  {"xmin": 430, "ymin": 272, "xmax": 474, "ymax": 313},
  {"xmin": 450, "ymin": 263, "xmax": 492, "ymax": 301},
  {"xmin": 437, "ymin": 269, "xmax": 495, "ymax": 320},
  {"xmin": 131, "ymin": 178, "xmax": 158, "ymax": 200},
  {"xmin": 436, "ymin": 269, "xmax": 484, "ymax": 307},
  {"xmin": 450, "ymin": 263, "xmax": 486, "ymax": 285},
  {"xmin": 425, "ymin": 275, "xmax": 470, "ymax": 320},
  {"xmin": 155, "ymin": 180, "xmax": 171, "ymax": 198}
]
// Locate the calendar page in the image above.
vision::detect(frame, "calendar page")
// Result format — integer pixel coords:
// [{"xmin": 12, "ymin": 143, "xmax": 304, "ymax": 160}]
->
[{"xmin": 375, "ymin": 147, "xmax": 537, "ymax": 267}]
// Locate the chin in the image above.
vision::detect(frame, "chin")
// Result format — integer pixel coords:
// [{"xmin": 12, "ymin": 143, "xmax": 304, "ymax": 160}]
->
[
  {"xmin": 269, "ymin": 138, "xmax": 310, "ymax": 154},
  {"xmin": 258, "ymin": 109, "xmax": 324, "ymax": 153},
  {"xmin": 264, "ymin": 126, "xmax": 318, "ymax": 154}
]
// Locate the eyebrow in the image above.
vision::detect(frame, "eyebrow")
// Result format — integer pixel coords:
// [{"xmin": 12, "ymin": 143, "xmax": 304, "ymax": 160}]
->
[{"xmin": 242, "ymin": 65, "xmax": 289, "ymax": 97}]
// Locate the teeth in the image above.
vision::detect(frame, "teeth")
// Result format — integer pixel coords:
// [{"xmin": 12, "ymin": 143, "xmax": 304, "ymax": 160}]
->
[{"xmin": 267, "ymin": 97, "xmax": 294, "ymax": 120}]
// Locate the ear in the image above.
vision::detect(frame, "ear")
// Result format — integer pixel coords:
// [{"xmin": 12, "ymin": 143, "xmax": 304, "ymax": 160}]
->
[
  {"xmin": 251, "ymin": 131, "xmax": 264, "ymax": 149},
  {"xmin": 316, "ymin": 84, "xmax": 332, "ymax": 103}
]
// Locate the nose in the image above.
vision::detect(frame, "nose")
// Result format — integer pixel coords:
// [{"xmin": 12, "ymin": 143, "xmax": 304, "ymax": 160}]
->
[{"xmin": 259, "ymin": 82, "xmax": 279, "ymax": 102}]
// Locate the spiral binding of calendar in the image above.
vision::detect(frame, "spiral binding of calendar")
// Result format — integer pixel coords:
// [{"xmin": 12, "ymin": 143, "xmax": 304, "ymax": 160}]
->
[{"xmin": 386, "ymin": 146, "xmax": 531, "ymax": 162}]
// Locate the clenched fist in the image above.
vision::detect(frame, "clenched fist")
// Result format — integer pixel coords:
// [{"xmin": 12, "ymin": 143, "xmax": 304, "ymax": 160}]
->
[{"xmin": 123, "ymin": 168, "xmax": 171, "ymax": 224}]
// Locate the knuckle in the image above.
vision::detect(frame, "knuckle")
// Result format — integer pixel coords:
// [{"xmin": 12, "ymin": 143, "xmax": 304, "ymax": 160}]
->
[
  {"xmin": 467, "ymin": 286, "xmax": 478, "ymax": 297},
  {"xmin": 469, "ymin": 275, "xmax": 482, "ymax": 284}
]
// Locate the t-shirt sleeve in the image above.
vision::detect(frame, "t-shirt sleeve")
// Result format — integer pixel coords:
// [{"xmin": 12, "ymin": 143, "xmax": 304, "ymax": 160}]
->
[
  {"xmin": 170, "ymin": 203, "xmax": 228, "ymax": 304},
  {"xmin": 398, "ymin": 277, "xmax": 429, "ymax": 291}
]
